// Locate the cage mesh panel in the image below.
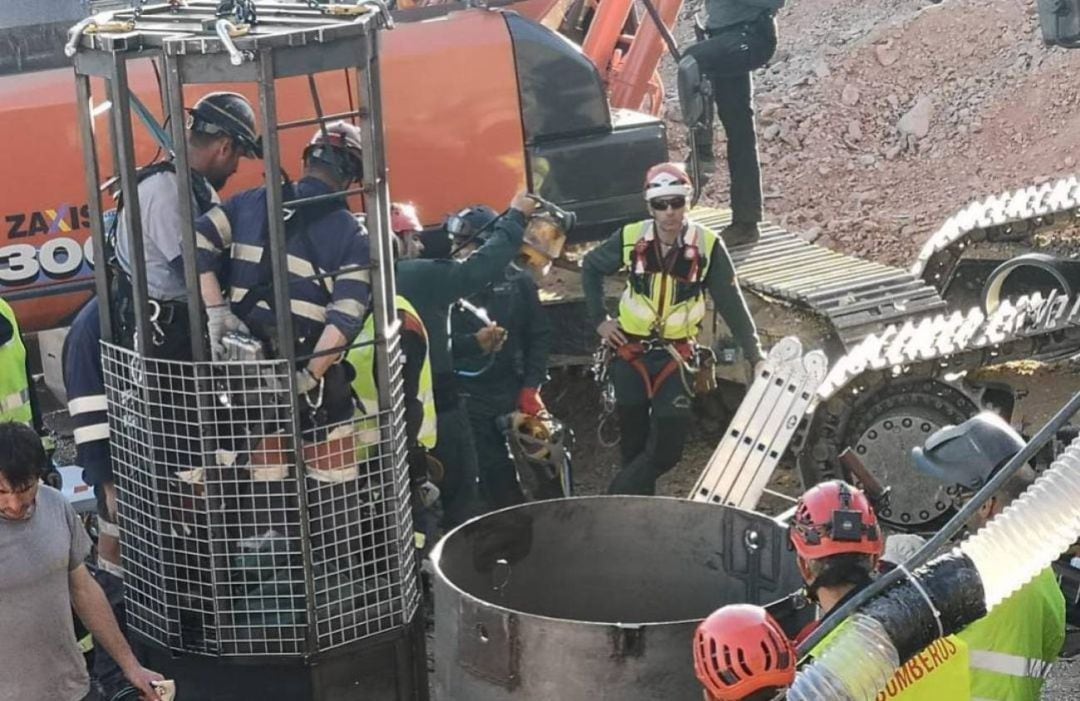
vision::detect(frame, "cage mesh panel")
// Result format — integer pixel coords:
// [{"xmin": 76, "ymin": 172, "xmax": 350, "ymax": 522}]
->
[{"xmin": 101, "ymin": 340, "xmax": 416, "ymax": 656}]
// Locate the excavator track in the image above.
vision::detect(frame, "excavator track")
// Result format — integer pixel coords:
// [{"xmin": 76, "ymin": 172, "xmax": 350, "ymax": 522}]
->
[
  {"xmin": 913, "ymin": 175, "xmax": 1080, "ymax": 306},
  {"xmin": 800, "ymin": 291, "xmax": 1080, "ymax": 528},
  {"xmin": 692, "ymin": 208, "xmax": 948, "ymax": 349}
]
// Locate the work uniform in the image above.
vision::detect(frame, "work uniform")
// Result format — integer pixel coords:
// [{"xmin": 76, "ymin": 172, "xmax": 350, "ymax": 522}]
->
[
  {"xmin": 451, "ymin": 263, "xmax": 552, "ymax": 510},
  {"xmin": 348, "ymin": 295, "xmax": 438, "ymax": 549},
  {"xmin": 196, "ymin": 176, "xmax": 371, "ymax": 431},
  {"xmin": 582, "ymin": 218, "xmax": 762, "ymax": 494},
  {"xmin": 958, "ymin": 567, "xmax": 1065, "ymax": 700},
  {"xmin": 684, "ymin": 0, "xmax": 780, "ymax": 225},
  {"xmin": 800, "ymin": 591, "xmax": 971, "ymax": 700},
  {"xmin": 396, "ymin": 208, "xmax": 528, "ymax": 528},
  {"xmin": 0, "ymin": 297, "xmax": 33, "ymax": 426},
  {"xmin": 113, "ymin": 164, "xmax": 217, "ymax": 357}
]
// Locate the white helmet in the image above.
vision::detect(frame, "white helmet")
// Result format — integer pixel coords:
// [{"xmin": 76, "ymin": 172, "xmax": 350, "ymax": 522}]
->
[{"xmin": 643, "ymin": 162, "xmax": 693, "ymax": 201}]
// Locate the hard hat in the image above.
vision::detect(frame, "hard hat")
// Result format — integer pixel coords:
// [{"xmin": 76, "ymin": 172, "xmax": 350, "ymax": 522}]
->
[
  {"xmin": 303, "ymin": 121, "xmax": 365, "ymax": 184},
  {"xmin": 693, "ymin": 604, "xmax": 796, "ymax": 701},
  {"xmin": 445, "ymin": 205, "xmax": 500, "ymax": 242},
  {"xmin": 514, "ymin": 413, "xmax": 556, "ymax": 460},
  {"xmin": 391, "ymin": 202, "xmax": 422, "ymax": 234},
  {"xmin": 911, "ymin": 412, "xmax": 1025, "ymax": 492},
  {"xmin": 789, "ymin": 480, "xmax": 883, "ymax": 560},
  {"xmin": 499, "ymin": 411, "xmax": 574, "ymax": 498},
  {"xmin": 644, "ymin": 162, "xmax": 693, "ymax": 201},
  {"xmin": 187, "ymin": 92, "xmax": 262, "ymax": 158}
]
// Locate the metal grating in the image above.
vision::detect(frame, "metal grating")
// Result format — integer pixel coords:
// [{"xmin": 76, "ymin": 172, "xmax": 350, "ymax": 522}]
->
[{"xmin": 101, "ymin": 339, "xmax": 417, "ymax": 657}]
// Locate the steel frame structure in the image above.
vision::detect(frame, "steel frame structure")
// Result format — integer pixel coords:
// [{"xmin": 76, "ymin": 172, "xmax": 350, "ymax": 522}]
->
[{"xmin": 71, "ymin": 2, "xmax": 424, "ymax": 698}]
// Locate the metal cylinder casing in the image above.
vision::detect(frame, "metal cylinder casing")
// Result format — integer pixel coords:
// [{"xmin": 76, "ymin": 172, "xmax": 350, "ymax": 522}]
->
[{"xmin": 431, "ymin": 496, "xmax": 808, "ymax": 700}]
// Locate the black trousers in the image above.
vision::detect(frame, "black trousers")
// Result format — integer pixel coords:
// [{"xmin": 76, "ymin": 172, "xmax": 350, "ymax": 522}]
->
[
  {"xmin": 607, "ymin": 351, "xmax": 694, "ymax": 496},
  {"xmin": 432, "ymin": 398, "xmax": 482, "ymax": 529},
  {"xmin": 684, "ymin": 14, "xmax": 778, "ymax": 224},
  {"xmin": 465, "ymin": 392, "xmax": 526, "ymax": 512}
]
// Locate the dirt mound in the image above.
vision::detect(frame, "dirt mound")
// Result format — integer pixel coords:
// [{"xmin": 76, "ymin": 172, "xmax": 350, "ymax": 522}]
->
[{"xmin": 677, "ymin": 0, "xmax": 1080, "ymax": 266}]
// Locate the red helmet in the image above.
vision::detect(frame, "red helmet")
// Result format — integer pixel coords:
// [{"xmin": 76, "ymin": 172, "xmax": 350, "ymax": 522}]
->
[
  {"xmin": 789, "ymin": 480, "xmax": 883, "ymax": 560},
  {"xmin": 391, "ymin": 202, "xmax": 422, "ymax": 235},
  {"xmin": 644, "ymin": 162, "xmax": 693, "ymax": 201},
  {"xmin": 693, "ymin": 604, "xmax": 796, "ymax": 701}
]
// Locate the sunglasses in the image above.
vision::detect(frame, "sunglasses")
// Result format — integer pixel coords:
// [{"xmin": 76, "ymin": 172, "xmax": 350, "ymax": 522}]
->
[{"xmin": 650, "ymin": 197, "xmax": 686, "ymax": 211}]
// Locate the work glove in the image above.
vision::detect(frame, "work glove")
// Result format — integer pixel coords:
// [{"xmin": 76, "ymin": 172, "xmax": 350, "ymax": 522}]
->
[
  {"xmin": 295, "ymin": 367, "xmax": 320, "ymax": 396},
  {"xmin": 517, "ymin": 387, "xmax": 545, "ymax": 416},
  {"xmin": 206, "ymin": 304, "xmax": 250, "ymax": 360}
]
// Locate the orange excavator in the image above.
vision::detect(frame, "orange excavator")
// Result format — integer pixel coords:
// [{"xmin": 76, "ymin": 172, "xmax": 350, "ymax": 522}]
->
[{"xmin": 0, "ymin": 0, "xmax": 685, "ymax": 335}]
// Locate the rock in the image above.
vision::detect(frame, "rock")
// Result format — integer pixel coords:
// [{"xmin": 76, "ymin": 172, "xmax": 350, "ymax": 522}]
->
[
  {"xmin": 800, "ymin": 226, "xmax": 823, "ymax": 242},
  {"xmin": 875, "ymin": 43, "xmax": 898, "ymax": 67},
  {"xmin": 781, "ymin": 129, "xmax": 802, "ymax": 149},
  {"xmin": 818, "ymin": 164, "xmax": 832, "ymax": 176},
  {"xmin": 812, "ymin": 59, "xmax": 831, "ymax": 79},
  {"xmin": 841, "ymin": 84, "xmax": 861, "ymax": 106},
  {"xmin": 897, "ymin": 96, "xmax": 933, "ymax": 139},
  {"xmin": 858, "ymin": 154, "xmax": 877, "ymax": 167},
  {"xmin": 1066, "ymin": 156, "xmax": 1076, "ymax": 168},
  {"xmin": 846, "ymin": 120, "xmax": 863, "ymax": 141},
  {"xmin": 884, "ymin": 144, "xmax": 903, "ymax": 160},
  {"xmin": 763, "ymin": 123, "xmax": 782, "ymax": 141}
]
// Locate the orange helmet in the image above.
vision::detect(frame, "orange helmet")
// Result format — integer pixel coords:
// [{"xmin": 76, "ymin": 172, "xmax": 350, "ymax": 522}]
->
[
  {"xmin": 693, "ymin": 604, "xmax": 796, "ymax": 701},
  {"xmin": 789, "ymin": 480, "xmax": 883, "ymax": 561},
  {"xmin": 391, "ymin": 202, "xmax": 422, "ymax": 235},
  {"xmin": 643, "ymin": 162, "xmax": 693, "ymax": 201}
]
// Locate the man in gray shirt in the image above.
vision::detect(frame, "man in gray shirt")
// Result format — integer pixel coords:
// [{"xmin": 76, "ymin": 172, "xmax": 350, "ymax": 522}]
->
[
  {"xmin": 683, "ymin": 0, "xmax": 783, "ymax": 247},
  {"xmin": 113, "ymin": 91, "xmax": 260, "ymax": 359},
  {"xmin": 0, "ymin": 421, "xmax": 162, "ymax": 701}
]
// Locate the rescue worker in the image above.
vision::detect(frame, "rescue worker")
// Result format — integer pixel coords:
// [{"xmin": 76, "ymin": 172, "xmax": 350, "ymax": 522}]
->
[
  {"xmin": 114, "ymin": 91, "xmax": 262, "ymax": 357},
  {"xmin": 196, "ymin": 121, "xmax": 371, "ymax": 440},
  {"xmin": 692, "ymin": 604, "xmax": 796, "ymax": 700},
  {"xmin": 582, "ymin": 163, "xmax": 762, "ymax": 496},
  {"xmin": 0, "ymin": 297, "xmax": 36, "ymax": 428},
  {"xmin": 682, "ymin": 0, "xmax": 781, "ymax": 246},
  {"xmin": 790, "ymin": 480, "xmax": 971, "ymax": 699},
  {"xmin": 395, "ymin": 192, "xmax": 539, "ymax": 528},
  {"xmin": 912, "ymin": 412, "xmax": 1067, "ymax": 700},
  {"xmin": 347, "ymin": 202, "xmax": 440, "ymax": 550},
  {"xmin": 62, "ymin": 92, "xmax": 258, "ymax": 700},
  {"xmin": 448, "ymin": 205, "xmax": 553, "ymax": 510}
]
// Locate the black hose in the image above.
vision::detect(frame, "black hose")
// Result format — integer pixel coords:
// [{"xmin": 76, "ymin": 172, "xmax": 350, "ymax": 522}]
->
[
  {"xmin": 796, "ymin": 388, "xmax": 1080, "ymax": 657},
  {"xmin": 638, "ymin": 0, "xmax": 682, "ymax": 61}
]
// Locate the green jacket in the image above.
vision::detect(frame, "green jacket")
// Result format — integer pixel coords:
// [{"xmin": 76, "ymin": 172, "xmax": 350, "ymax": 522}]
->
[
  {"xmin": 958, "ymin": 567, "xmax": 1065, "ymax": 700},
  {"xmin": 397, "ymin": 209, "xmax": 527, "ymax": 408},
  {"xmin": 451, "ymin": 263, "xmax": 551, "ymax": 402},
  {"xmin": 582, "ymin": 222, "xmax": 763, "ymax": 363}
]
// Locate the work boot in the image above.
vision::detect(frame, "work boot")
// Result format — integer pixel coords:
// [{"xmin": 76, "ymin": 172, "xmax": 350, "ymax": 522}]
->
[{"xmin": 720, "ymin": 221, "xmax": 761, "ymax": 247}]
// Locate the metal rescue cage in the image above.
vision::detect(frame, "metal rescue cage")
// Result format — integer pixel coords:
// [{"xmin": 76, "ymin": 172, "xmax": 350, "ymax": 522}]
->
[{"xmin": 70, "ymin": 3, "xmax": 423, "ymax": 695}]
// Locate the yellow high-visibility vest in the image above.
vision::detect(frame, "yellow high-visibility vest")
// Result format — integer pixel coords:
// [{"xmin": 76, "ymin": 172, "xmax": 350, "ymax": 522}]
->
[
  {"xmin": 810, "ymin": 624, "xmax": 970, "ymax": 700},
  {"xmin": 617, "ymin": 219, "xmax": 720, "ymax": 339},
  {"xmin": 958, "ymin": 568, "xmax": 1065, "ymax": 700},
  {"xmin": 347, "ymin": 295, "xmax": 436, "ymax": 453},
  {"xmin": 0, "ymin": 298, "xmax": 32, "ymax": 426}
]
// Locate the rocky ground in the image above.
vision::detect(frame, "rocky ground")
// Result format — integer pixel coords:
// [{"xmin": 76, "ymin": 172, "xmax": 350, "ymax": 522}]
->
[{"xmin": 673, "ymin": 0, "xmax": 1080, "ymax": 267}]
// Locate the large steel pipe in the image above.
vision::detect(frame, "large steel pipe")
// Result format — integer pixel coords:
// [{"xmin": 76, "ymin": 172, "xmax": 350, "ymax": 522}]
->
[{"xmin": 431, "ymin": 496, "xmax": 808, "ymax": 700}]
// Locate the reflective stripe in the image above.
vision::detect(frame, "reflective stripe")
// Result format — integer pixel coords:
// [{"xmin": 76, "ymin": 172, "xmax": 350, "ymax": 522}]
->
[
  {"xmin": 0, "ymin": 389, "xmax": 29, "ymax": 412},
  {"xmin": 291, "ymin": 299, "xmax": 327, "ymax": 323},
  {"xmin": 205, "ymin": 206, "xmax": 232, "ymax": 246},
  {"xmin": 230, "ymin": 286, "xmax": 250, "ymax": 303},
  {"xmin": 196, "ymin": 232, "xmax": 219, "ymax": 252},
  {"xmin": 328, "ymin": 298, "xmax": 366, "ymax": 320},
  {"xmin": 232, "ymin": 243, "xmax": 262, "ymax": 263},
  {"xmin": 74, "ymin": 423, "xmax": 110, "ymax": 444},
  {"xmin": 337, "ymin": 268, "xmax": 371, "ymax": 284},
  {"xmin": 68, "ymin": 394, "xmax": 108, "ymax": 416},
  {"xmin": 969, "ymin": 650, "xmax": 1052, "ymax": 680}
]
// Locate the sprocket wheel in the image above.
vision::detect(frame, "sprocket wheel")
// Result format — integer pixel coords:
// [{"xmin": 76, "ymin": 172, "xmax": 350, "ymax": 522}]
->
[{"xmin": 800, "ymin": 378, "xmax": 977, "ymax": 530}]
